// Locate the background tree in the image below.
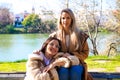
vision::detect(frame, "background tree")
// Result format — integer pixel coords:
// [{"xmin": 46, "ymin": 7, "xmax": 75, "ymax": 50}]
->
[
  {"xmin": 78, "ymin": 0, "xmax": 103, "ymax": 55},
  {"xmin": 106, "ymin": 0, "xmax": 120, "ymax": 56},
  {"xmin": 41, "ymin": 20, "xmax": 57, "ymax": 33},
  {"xmin": 0, "ymin": 6, "xmax": 13, "ymax": 33},
  {"xmin": 112, "ymin": 0, "xmax": 120, "ymax": 34},
  {"xmin": 22, "ymin": 13, "xmax": 41, "ymax": 33},
  {"xmin": 22, "ymin": 13, "xmax": 57, "ymax": 33}
]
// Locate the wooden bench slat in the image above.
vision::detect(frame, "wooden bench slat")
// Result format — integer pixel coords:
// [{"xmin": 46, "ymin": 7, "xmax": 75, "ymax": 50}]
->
[{"xmin": 89, "ymin": 72, "xmax": 120, "ymax": 79}]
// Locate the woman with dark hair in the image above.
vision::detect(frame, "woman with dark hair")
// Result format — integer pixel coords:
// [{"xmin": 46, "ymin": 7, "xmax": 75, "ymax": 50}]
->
[
  {"xmin": 24, "ymin": 37, "xmax": 61, "ymax": 80},
  {"xmin": 50, "ymin": 8, "xmax": 93, "ymax": 80},
  {"xmin": 24, "ymin": 37, "xmax": 80, "ymax": 80}
]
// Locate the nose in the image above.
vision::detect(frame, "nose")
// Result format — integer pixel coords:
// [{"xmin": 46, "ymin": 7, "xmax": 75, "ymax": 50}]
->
[{"xmin": 53, "ymin": 45, "xmax": 57, "ymax": 49}]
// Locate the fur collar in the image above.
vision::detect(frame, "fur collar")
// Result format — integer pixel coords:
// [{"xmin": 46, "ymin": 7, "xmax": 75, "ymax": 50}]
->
[{"xmin": 28, "ymin": 53, "xmax": 43, "ymax": 61}]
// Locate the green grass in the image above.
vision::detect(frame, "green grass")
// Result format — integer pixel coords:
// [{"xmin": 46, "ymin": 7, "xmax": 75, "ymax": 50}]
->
[
  {"xmin": 0, "ymin": 60, "xmax": 26, "ymax": 72},
  {"xmin": 0, "ymin": 55, "xmax": 120, "ymax": 72},
  {"xmin": 86, "ymin": 55, "xmax": 120, "ymax": 72}
]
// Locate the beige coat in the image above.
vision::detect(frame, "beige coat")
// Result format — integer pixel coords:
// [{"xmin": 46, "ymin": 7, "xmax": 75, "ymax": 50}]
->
[
  {"xmin": 50, "ymin": 30, "xmax": 93, "ymax": 80},
  {"xmin": 24, "ymin": 52, "xmax": 80, "ymax": 80}
]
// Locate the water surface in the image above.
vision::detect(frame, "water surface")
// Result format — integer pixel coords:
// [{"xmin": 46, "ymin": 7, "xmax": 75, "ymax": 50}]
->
[
  {"xmin": 0, "ymin": 34, "xmax": 48, "ymax": 62},
  {"xmin": 0, "ymin": 33, "xmax": 120, "ymax": 62}
]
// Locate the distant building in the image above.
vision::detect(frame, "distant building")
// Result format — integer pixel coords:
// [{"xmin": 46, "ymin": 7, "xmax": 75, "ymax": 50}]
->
[
  {"xmin": 13, "ymin": 7, "xmax": 57, "ymax": 28},
  {"xmin": 32, "ymin": 6, "xmax": 35, "ymax": 14},
  {"xmin": 13, "ymin": 11, "xmax": 30, "ymax": 28}
]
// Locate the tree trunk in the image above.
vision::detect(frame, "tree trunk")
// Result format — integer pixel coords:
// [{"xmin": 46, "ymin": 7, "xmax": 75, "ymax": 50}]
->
[{"xmin": 92, "ymin": 40, "xmax": 99, "ymax": 55}]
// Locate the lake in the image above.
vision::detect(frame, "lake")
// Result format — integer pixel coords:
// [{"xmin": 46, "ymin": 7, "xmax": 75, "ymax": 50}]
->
[
  {"xmin": 0, "ymin": 34, "xmax": 48, "ymax": 62},
  {"xmin": 0, "ymin": 33, "xmax": 120, "ymax": 62}
]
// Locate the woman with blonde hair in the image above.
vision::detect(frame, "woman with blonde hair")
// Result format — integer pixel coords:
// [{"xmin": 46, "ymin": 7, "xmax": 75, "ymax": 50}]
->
[{"xmin": 50, "ymin": 8, "xmax": 93, "ymax": 80}]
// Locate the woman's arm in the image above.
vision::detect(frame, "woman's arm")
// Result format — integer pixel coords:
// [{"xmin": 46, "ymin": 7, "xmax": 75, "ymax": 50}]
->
[{"xmin": 25, "ymin": 54, "xmax": 50, "ymax": 80}]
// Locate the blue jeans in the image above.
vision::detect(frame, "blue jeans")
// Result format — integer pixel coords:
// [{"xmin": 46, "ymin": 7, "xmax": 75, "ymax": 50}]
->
[{"xmin": 57, "ymin": 65, "xmax": 84, "ymax": 80}]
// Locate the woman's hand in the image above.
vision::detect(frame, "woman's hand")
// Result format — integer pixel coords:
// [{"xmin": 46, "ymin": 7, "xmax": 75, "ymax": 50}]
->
[
  {"xmin": 43, "ymin": 61, "xmax": 66, "ymax": 72},
  {"xmin": 43, "ymin": 63, "xmax": 55, "ymax": 72}
]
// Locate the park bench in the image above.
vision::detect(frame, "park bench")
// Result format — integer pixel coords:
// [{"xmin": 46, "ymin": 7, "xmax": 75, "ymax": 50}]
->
[
  {"xmin": 90, "ymin": 72, "xmax": 120, "ymax": 80},
  {"xmin": 0, "ymin": 72, "xmax": 120, "ymax": 80}
]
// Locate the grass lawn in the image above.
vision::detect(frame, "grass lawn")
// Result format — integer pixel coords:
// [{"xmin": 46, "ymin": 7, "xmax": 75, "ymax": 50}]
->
[
  {"xmin": 86, "ymin": 55, "xmax": 120, "ymax": 72},
  {"xmin": 0, "ymin": 55, "xmax": 120, "ymax": 72},
  {"xmin": 0, "ymin": 60, "xmax": 26, "ymax": 72}
]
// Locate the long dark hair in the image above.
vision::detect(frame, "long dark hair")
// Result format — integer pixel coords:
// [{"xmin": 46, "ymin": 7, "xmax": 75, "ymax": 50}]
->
[{"xmin": 39, "ymin": 37, "xmax": 61, "ymax": 54}]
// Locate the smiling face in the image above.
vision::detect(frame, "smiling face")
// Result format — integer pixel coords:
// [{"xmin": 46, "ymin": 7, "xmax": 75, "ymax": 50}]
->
[
  {"xmin": 45, "ymin": 39, "xmax": 60, "ymax": 57},
  {"xmin": 61, "ymin": 12, "xmax": 72, "ymax": 34}
]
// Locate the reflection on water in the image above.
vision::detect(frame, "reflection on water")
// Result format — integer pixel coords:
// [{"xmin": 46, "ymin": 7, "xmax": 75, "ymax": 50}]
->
[{"xmin": 0, "ymin": 34, "xmax": 48, "ymax": 62}]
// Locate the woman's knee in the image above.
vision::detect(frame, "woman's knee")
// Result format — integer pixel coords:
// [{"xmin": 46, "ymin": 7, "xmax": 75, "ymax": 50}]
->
[
  {"xmin": 57, "ymin": 67, "xmax": 69, "ymax": 80},
  {"xmin": 70, "ymin": 65, "xmax": 84, "ymax": 80},
  {"xmin": 70, "ymin": 65, "xmax": 84, "ymax": 73}
]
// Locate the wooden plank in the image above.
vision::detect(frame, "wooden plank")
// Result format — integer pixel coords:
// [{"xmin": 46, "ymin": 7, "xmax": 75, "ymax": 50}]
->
[{"xmin": 0, "ymin": 72, "xmax": 120, "ymax": 80}]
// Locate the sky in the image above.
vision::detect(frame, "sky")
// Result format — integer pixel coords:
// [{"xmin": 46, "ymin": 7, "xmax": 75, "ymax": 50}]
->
[
  {"xmin": 0, "ymin": 0, "xmax": 116, "ymax": 14},
  {"xmin": 0, "ymin": 0, "xmax": 62, "ymax": 14}
]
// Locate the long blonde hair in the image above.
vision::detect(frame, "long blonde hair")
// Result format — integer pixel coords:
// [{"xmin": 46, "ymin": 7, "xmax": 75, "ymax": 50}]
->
[{"xmin": 57, "ymin": 8, "xmax": 80, "ymax": 51}]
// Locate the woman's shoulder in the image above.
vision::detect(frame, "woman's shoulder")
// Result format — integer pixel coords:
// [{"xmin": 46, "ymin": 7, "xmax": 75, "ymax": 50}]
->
[
  {"xmin": 28, "ymin": 52, "xmax": 43, "ymax": 61},
  {"xmin": 78, "ymin": 30, "xmax": 89, "ymax": 39}
]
